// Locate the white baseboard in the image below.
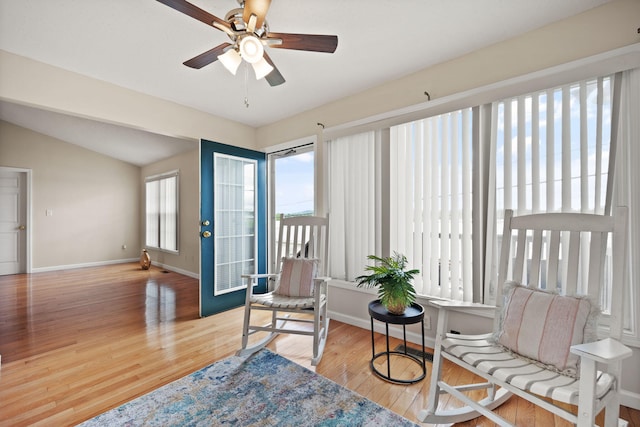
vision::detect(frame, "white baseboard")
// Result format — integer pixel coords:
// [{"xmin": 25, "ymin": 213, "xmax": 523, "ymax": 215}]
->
[
  {"xmin": 621, "ymin": 389, "xmax": 640, "ymax": 411},
  {"xmin": 30, "ymin": 259, "xmax": 200, "ymax": 279},
  {"xmin": 31, "ymin": 258, "xmax": 139, "ymax": 273},
  {"xmin": 151, "ymin": 262, "xmax": 199, "ymax": 279}
]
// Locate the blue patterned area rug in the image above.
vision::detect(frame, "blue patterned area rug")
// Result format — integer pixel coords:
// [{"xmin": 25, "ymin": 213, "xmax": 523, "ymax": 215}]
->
[{"xmin": 78, "ymin": 349, "xmax": 418, "ymax": 426}]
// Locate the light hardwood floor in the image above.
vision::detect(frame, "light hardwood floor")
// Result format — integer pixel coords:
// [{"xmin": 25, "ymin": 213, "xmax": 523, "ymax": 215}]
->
[{"xmin": 0, "ymin": 264, "xmax": 638, "ymax": 426}]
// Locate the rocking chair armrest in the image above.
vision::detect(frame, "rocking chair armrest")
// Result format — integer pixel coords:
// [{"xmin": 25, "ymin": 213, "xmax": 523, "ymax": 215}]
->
[
  {"xmin": 570, "ymin": 337, "xmax": 632, "ymax": 364},
  {"xmin": 313, "ymin": 276, "xmax": 331, "ymax": 283}
]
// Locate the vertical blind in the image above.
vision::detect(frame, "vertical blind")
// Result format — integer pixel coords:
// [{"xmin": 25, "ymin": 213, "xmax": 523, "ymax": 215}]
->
[
  {"xmin": 325, "ymin": 72, "xmax": 630, "ymax": 311},
  {"xmin": 494, "ymin": 77, "xmax": 612, "ymax": 215},
  {"xmin": 614, "ymin": 68, "xmax": 639, "ymax": 334},
  {"xmin": 327, "ymin": 131, "xmax": 379, "ymax": 281},
  {"xmin": 485, "ymin": 75, "xmax": 615, "ymax": 302},
  {"xmin": 390, "ymin": 109, "xmax": 474, "ymax": 301}
]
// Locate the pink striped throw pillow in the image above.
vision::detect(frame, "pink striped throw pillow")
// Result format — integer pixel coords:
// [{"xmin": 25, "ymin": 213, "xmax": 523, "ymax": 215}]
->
[
  {"xmin": 275, "ymin": 258, "xmax": 318, "ymax": 297},
  {"xmin": 496, "ymin": 282, "xmax": 598, "ymax": 377}
]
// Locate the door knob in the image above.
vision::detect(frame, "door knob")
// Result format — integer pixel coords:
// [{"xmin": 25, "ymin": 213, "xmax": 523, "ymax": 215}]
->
[
  {"xmin": 202, "ymin": 231, "xmax": 212, "ymax": 238},
  {"xmin": 18, "ymin": 225, "xmax": 26, "ymax": 230},
  {"xmin": 201, "ymin": 220, "xmax": 210, "ymax": 226}
]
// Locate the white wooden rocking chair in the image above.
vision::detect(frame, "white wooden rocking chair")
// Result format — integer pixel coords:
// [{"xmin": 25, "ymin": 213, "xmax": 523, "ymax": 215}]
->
[
  {"xmin": 420, "ymin": 207, "xmax": 631, "ymax": 427},
  {"xmin": 237, "ymin": 216, "xmax": 330, "ymax": 366}
]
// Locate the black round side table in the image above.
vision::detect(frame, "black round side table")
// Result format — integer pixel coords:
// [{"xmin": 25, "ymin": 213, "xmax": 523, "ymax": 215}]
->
[{"xmin": 368, "ymin": 300, "xmax": 426, "ymax": 384}]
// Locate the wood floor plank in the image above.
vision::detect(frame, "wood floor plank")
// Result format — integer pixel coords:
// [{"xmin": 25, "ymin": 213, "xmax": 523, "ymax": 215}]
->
[{"xmin": 0, "ymin": 263, "xmax": 637, "ymax": 426}]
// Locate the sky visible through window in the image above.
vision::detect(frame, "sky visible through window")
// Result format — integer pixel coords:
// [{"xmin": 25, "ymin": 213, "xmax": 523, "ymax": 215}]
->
[
  {"xmin": 275, "ymin": 151, "xmax": 314, "ymax": 216},
  {"xmin": 495, "ymin": 78, "xmax": 611, "ymax": 213}
]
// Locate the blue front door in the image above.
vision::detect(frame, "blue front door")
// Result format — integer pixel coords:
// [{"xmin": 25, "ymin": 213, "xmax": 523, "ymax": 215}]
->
[{"xmin": 200, "ymin": 139, "xmax": 267, "ymax": 317}]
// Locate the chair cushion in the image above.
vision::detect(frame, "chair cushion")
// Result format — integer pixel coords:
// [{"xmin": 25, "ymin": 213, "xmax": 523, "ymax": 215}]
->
[
  {"xmin": 250, "ymin": 292, "xmax": 325, "ymax": 309},
  {"xmin": 275, "ymin": 257, "xmax": 318, "ymax": 297},
  {"xmin": 495, "ymin": 282, "xmax": 599, "ymax": 378},
  {"xmin": 442, "ymin": 334, "xmax": 614, "ymax": 405}
]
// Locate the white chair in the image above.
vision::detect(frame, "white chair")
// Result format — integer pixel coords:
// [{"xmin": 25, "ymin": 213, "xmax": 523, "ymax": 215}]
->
[
  {"xmin": 237, "ymin": 216, "xmax": 330, "ymax": 366},
  {"xmin": 420, "ymin": 207, "xmax": 631, "ymax": 427}
]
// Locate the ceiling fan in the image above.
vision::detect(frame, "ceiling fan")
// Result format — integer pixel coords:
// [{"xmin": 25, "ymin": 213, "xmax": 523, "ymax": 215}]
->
[{"xmin": 156, "ymin": 0, "xmax": 338, "ymax": 86}]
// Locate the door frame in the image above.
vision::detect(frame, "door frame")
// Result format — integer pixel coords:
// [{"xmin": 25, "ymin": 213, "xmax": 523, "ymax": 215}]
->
[{"xmin": 0, "ymin": 166, "xmax": 32, "ymax": 274}]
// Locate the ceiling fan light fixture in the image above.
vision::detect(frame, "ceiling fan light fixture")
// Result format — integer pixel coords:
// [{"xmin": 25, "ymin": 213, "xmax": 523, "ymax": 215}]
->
[
  {"xmin": 239, "ymin": 35, "xmax": 264, "ymax": 64},
  {"xmin": 252, "ymin": 57, "xmax": 274, "ymax": 80},
  {"xmin": 218, "ymin": 49, "xmax": 242, "ymax": 75}
]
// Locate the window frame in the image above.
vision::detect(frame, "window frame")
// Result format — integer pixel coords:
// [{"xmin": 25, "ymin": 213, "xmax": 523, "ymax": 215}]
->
[
  {"xmin": 145, "ymin": 170, "xmax": 179, "ymax": 254},
  {"xmin": 267, "ymin": 142, "xmax": 315, "ymax": 273}
]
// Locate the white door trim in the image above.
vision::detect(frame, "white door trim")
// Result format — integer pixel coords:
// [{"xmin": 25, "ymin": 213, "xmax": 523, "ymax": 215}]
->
[{"xmin": 0, "ymin": 166, "xmax": 32, "ymax": 274}]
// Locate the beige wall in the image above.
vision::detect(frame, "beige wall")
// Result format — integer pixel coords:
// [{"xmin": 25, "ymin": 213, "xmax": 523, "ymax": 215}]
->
[
  {"xmin": 140, "ymin": 149, "xmax": 200, "ymax": 276},
  {"xmin": 0, "ymin": 120, "xmax": 140, "ymax": 269},
  {"xmin": 256, "ymin": 0, "xmax": 640, "ymax": 148},
  {"xmin": 0, "ymin": 54, "xmax": 256, "ymax": 151}
]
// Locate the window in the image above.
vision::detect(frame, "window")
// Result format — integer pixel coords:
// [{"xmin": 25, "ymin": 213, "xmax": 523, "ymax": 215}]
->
[
  {"xmin": 327, "ymin": 111, "xmax": 475, "ymax": 301},
  {"xmin": 145, "ymin": 171, "xmax": 178, "ymax": 252},
  {"xmin": 390, "ymin": 109, "xmax": 474, "ymax": 301},
  {"xmin": 327, "ymin": 75, "xmax": 621, "ymax": 306},
  {"xmin": 484, "ymin": 76, "xmax": 615, "ymax": 304},
  {"xmin": 268, "ymin": 144, "xmax": 315, "ymax": 272},
  {"xmin": 493, "ymin": 77, "xmax": 612, "ymax": 215},
  {"xmin": 271, "ymin": 145, "xmax": 314, "ymax": 218},
  {"xmin": 214, "ymin": 154, "xmax": 256, "ymax": 295}
]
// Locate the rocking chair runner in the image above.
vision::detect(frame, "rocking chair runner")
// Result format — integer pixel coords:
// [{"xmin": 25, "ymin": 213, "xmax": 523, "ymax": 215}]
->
[
  {"xmin": 420, "ymin": 207, "xmax": 631, "ymax": 427},
  {"xmin": 237, "ymin": 216, "xmax": 330, "ymax": 366}
]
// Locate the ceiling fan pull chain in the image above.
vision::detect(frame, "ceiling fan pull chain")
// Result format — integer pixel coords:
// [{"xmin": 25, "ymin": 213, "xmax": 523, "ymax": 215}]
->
[{"xmin": 244, "ymin": 64, "xmax": 250, "ymax": 108}]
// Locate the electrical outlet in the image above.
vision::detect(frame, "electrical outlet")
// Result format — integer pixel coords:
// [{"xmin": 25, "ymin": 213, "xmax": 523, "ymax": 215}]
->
[{"xmin": 424, "ymin": 315, "xmax": 431, "ymax": 330}]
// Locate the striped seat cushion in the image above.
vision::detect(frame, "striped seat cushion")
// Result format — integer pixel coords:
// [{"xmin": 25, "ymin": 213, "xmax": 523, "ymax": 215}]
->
[
  {"xmin": 442, "ymin": 334, "xmax": 614, "ymax": 405},
  {"xmin": 251, "ymin": 292, "xmax": 325, "ymax": 309}
]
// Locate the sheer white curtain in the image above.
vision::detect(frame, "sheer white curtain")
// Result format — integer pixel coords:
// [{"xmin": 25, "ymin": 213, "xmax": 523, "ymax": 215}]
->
[
  {"xmin": 484, "ymin": 75, "xmax": 615, "ymax": 302},
  {"xmin": 327, "ymin": 131, "xmax": 380, "ymax": 281},
  {"xmin": 390, "ymin": 109, "xmax": 474, "ymax": 301}
]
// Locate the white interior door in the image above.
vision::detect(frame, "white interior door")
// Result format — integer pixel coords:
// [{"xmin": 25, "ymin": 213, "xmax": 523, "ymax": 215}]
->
[{"xmin": 0, "ymin": 169, "xmax": 28, "ymax": 275}]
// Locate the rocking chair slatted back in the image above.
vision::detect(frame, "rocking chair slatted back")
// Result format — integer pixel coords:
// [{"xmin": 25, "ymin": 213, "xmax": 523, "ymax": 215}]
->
[
  {"xmin": 275, "ymin": 216, "xmax": 329, "ymax": 276},
  {"xmin": 495, "ymin": 209, "xmax": 624, "ymax": 338}
]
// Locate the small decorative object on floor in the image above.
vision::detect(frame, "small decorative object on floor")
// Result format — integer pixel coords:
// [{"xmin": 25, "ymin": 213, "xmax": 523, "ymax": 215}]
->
[
  {"xmin": 140, "ymin": 249, "xmax": 151, "ymax": 270},
  {"xmin": 356, "ymin": 252, "xmax": 419, "ymax": 315}
]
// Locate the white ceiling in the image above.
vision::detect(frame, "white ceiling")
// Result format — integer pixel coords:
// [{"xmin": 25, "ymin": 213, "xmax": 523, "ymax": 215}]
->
[{"xmin": 0, "ymin": 0, "xmax": 613, "ymax": 165}]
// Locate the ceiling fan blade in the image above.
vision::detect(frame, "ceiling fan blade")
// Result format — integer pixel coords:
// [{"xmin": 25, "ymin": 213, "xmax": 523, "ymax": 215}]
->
[
  {"xmin": 262, "ymin": 52, "xmax": 285, "ymax": 86},
  {"xmin": 156, "ymin": 0, "xmax": 231, "ymax": 31},
  {"xmin": 183, "ymin": 43, "xmax": 232, "ymax": 69},
  {"xmin": 243, "ymin": 0, "xmax": 271, "ymax": 31},
  {"xmin": 267, "ymin": 33, "xmax": 338, "ymax": 53}
]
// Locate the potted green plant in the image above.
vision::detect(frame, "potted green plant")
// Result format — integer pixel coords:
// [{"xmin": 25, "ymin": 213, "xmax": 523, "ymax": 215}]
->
[{"xmin": 356, "ymin": 252, "xmax": 420, "ymax": 315}]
